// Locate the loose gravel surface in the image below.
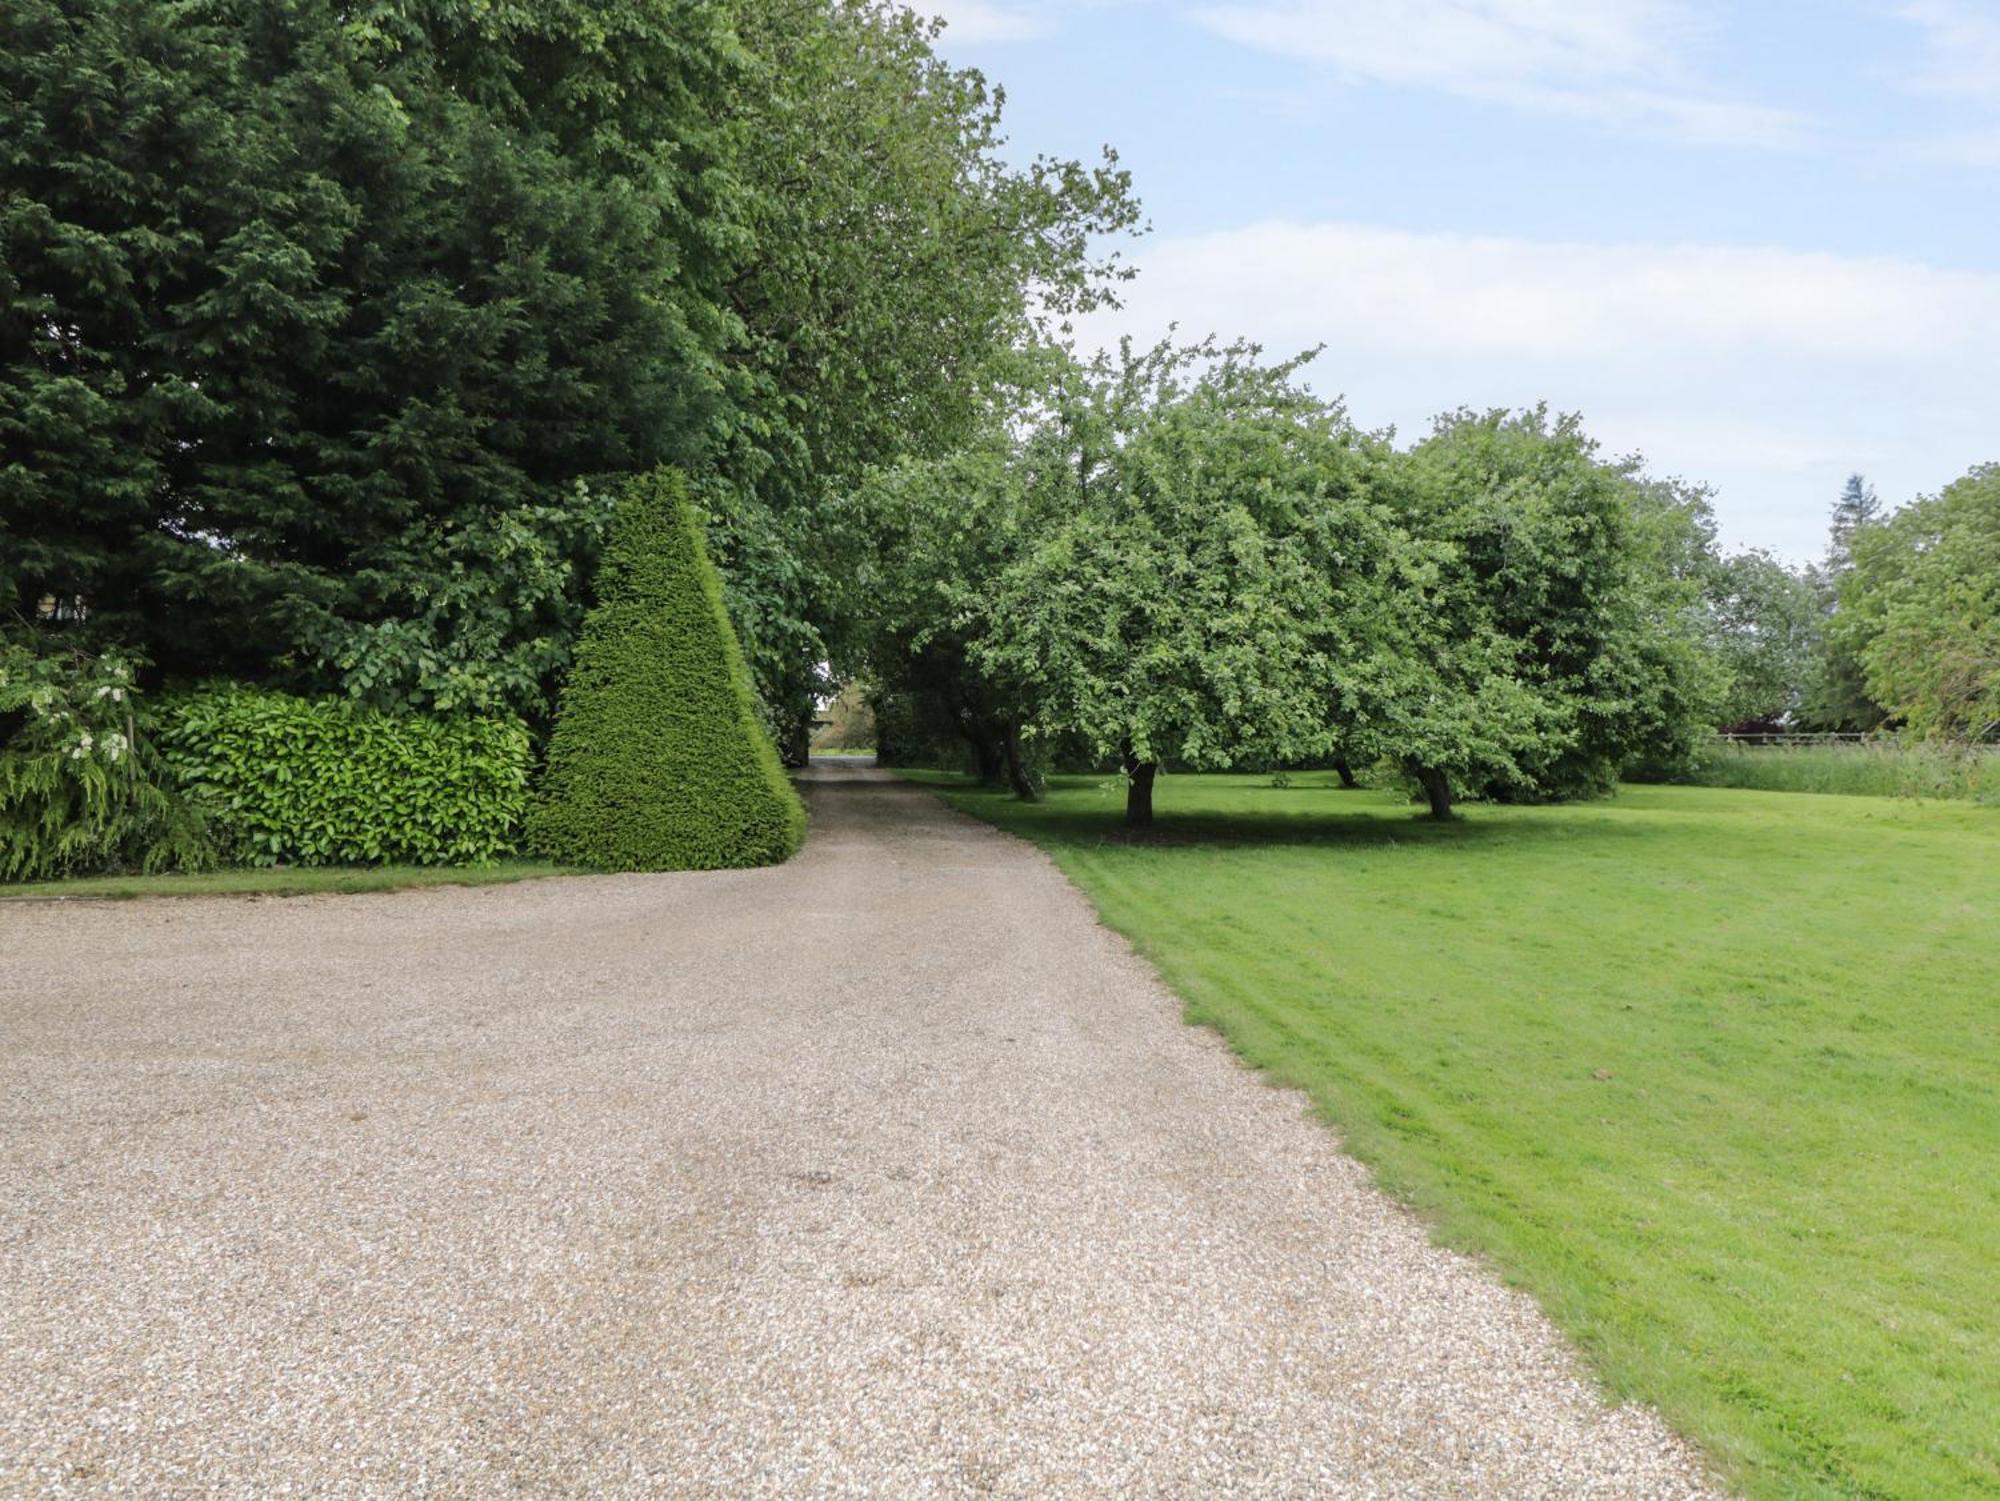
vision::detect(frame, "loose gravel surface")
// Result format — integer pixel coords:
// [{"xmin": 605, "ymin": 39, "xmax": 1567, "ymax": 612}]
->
[{"xmin": 1, "ymin": 763, "xmax": 1721, "ymax": 1498}]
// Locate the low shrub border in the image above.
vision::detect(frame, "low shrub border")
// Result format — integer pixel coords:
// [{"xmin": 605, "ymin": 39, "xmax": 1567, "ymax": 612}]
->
[{"xmin": 159, "ymin": 688, "xmax": 531, "ymax": 867}]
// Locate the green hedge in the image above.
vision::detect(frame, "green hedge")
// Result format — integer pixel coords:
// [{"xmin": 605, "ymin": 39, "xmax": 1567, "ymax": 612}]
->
[
  {"xmin": 160, "ymin": 689, "xmax": 531, "ymax": 866},
  {"xmin": 527, "ymin": 468, "xmax": 805, "ymax": 871}
]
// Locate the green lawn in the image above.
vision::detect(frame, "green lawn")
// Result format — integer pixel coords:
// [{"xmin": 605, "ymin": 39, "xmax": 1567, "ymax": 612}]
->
[
  {"xmin": 0, "ymin": 859, "xmax": 571, "ymax": 902},
  {"xmin": 911, "ymin": 770, "xmax": 2000, "ymax": 1501}
]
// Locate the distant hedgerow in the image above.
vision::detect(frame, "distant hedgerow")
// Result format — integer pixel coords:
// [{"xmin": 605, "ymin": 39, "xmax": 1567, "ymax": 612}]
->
[
  {"xmin": 1663, "ymin": 736, "xmax": 1999, "ymax": 802},
  {"xmin": 526, "ymin": 469, "xmax": 805, "ymax": 871},
  {"xmin": 160, "ymin": 689, "xmax": 530, "ymax": 866}
]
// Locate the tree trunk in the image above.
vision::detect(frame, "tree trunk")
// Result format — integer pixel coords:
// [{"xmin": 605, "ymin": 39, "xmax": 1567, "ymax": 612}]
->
[
  {"xmin": 781, "ymin": 710, "xmax": 813, "ymax": 769},
  {"xmin": 1333, "ymin": 758, "xmax": 1358, "ymax": 789},
  {"xmin": 1122, "ymin": 749, "xmax": 1157, "ymax": 828},
  {"xmin": 1412, "ymin": 763, "xmax": 1454, "ymax": 820},
  {"xmin": 1003, "ymin": 719, "xmax": 1037, "ymax": 801},
  {"xmin": 967, "ymin": 732, "xmax": 1004, "ymax": 786}
]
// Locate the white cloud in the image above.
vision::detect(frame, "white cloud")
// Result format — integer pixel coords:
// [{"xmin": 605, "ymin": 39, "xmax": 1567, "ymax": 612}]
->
[
  {"xmin": 1910, "ymin": 125, "xmax": 2000, "ymax": 166},
  {"xmin": 918, "ymin": 0, "xmax": 1051, "ymax": 42},
  {"xmin": 1188, "ymin": 0, "xmax": 1808, "ymax": 147},
  {"xmin": 1899, "ymin": 0, "xmax": 2000, "ymax": 98},
  {"xmin": 1585, "ymin": 412, "xmax": 1871, "ymax": 481},
  {"xmin": 1105, "ymin": 221, "xmax": 2000, "ymax": 360},
  {"xmin": 1082, "ymin": 221, "xmax": 2000, "ymax": 556},
  {"xmin": 1897, "ymin": 1, "xmax": 2000, "ymax": 165}
]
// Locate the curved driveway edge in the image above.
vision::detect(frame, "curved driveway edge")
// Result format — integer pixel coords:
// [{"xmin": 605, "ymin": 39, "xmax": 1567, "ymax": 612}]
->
[{"xmin": 0, "ymin": 762, "xmax": 1720, "ymax": 1497}]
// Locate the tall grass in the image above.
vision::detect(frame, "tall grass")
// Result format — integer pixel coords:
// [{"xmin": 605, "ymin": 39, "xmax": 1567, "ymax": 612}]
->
[{"xmin": 1670, "ymin": 737, "xmax": 1998, "ymax": 801}]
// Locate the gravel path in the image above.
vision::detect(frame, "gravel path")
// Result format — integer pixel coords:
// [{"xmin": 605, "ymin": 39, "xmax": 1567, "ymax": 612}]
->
[{"xmin": 1, "ymin": 762, "xmax": 1719, "ymax": 1498}]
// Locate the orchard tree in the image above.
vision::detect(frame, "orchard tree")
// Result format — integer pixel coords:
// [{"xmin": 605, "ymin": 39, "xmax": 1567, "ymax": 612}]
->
[
  {"xmin": 978, "ymin": 342, "xmax": 1373, "ymax": 826},
  {"xmin": 1386, "ymin": 409, "xmax": 1722, "ymax": 811},
  {"xmin": 1329, "ymin": 450, "xmax": 1554, "ymax": 820}
]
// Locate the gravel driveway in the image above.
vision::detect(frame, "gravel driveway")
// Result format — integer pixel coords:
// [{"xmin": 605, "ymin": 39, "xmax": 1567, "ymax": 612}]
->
[{"xmin": 1, "ymin": 762, "xmax": 1718, "ymax": 1497}]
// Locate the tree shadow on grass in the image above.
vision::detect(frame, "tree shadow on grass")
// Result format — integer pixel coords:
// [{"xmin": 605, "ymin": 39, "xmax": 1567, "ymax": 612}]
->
[
  {"xmin": 920, "ymin": 777, "xmax": 1650, "ymax": 857},
  {"xmin": 1022, "ymin": 812, "xmax": 1611, "ymax": 854}
]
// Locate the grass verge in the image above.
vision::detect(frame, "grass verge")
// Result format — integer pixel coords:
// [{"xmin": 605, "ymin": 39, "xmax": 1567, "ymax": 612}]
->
[
  {"xmin": 910, "ymin": 769, "xmax": 1999, "ymax": 1501},
  {"xmin": 0, "ymin": 859, "xmax": 572, "ymax": 902}
]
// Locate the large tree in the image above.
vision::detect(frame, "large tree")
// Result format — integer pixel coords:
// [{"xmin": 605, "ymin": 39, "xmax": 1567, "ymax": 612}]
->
[
  {"xmin": 1837, "ymin": 464, "xmax": 2000, "ymax": 741},
  {"xmin": 705, "ymin": 1, "xmax": 1140, "ymax": 753},
  {"xmin": 1, "ymin": 0, "xmax": 748, "ymax": 715},
  {"xmin": 1825, "ymin": 472, "xmax": 1882, "ymax": 576},
  {"xmin": 854, "ymin": 430, "xmax": 1043, "ymax": 795}
]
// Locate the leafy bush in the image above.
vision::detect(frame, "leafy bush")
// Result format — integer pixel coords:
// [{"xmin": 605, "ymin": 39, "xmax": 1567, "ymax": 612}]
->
[
  {"xmin": 0, "ymin": 645, "xmax": 214, "ymax": 881},
  {"xmin": 160, "ymin": 690, "xmax": 530, "ymax": 866},
  {"xmin": 1661, "ymin": 737, "xmax": 1998, "ymax": 802},
  {"xmin": 527, "ymin": 469, "xmax": 806, "ymax": 871}
]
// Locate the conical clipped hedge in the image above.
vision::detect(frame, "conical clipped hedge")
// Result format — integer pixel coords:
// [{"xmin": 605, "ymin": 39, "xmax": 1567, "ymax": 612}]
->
[{"xmin": 527, "ymin": 469, "xmax": 805, "ymax": 871}]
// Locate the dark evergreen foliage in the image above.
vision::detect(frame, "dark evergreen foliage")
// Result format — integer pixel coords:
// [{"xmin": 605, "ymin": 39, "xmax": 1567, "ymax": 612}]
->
[{"xmin": 1, "ymin": 0, "xmax": 746, "ymax": 716}]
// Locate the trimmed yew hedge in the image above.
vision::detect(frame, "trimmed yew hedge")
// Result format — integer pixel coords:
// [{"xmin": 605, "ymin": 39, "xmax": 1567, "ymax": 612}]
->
[
  {"xmin": 159, "ymin": 689, "xmax": 531, "ymax": 866},
  {"xmin": 526, "ymin": 468, "xmax": 805, "ymax": 871}
]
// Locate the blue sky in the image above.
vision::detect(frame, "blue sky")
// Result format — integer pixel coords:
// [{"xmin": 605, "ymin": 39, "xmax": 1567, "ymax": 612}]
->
[{"xmin": 922, "ymin": 0, "xmax": 2000, "ymax": 560}]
